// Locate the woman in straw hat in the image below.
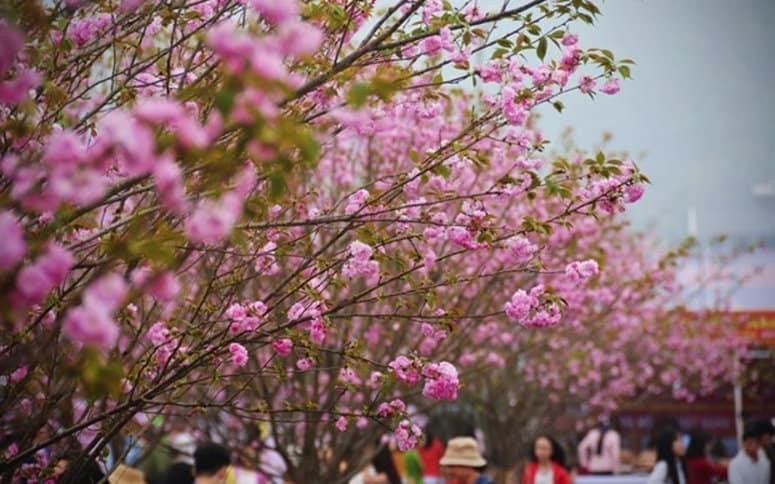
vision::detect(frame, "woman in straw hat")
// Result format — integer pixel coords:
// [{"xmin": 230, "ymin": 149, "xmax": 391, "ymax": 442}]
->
[{"xmin": 439, "ymin": 436, "xmax": 494, "ymax": 484}]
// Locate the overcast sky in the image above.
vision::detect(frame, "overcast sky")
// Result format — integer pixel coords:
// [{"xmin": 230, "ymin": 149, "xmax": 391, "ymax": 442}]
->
[
  {"xmin": 537, "ymin": 0, "xmax": 775, "ymax": 245},
  {"xmin": 533, "ymin": 0, "xmax": 775, "ymax": 308}
]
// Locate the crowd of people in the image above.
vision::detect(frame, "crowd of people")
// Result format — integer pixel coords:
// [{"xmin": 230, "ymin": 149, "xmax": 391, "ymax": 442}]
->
[{"xmin": 42, "ymin": 417, "xmax": 774, "ymax": 483}]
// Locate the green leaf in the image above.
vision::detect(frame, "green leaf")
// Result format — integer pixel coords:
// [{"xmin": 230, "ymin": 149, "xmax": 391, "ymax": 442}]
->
[
  {"xmin": 552, "ymin": 100, "xmax": 564, "ymax": 113},
  {"xmin": 214, "ymin": 88, "xmax": 235, "ymax": 115},
  {"xmin": 268, "ymin": 172, "xmax": 287, "ymax": 200},
  {"xmin": 346, "ymin": 82, "xmax": 371, "ymax": 107},
  {"xmin": 536, "ymin": 37, "xmax": 547, "ymax": 61}
]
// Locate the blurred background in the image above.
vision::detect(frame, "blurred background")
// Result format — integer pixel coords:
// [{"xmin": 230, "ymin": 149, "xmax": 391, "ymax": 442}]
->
[{"xmin": 538, "ymin": 0, "xmax": 775, "ymax": 310}]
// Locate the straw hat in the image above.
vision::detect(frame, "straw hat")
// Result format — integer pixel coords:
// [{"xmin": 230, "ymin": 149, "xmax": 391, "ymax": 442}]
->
[
  {"xmin": 108, "ymin": 464, "xmax": 146, "ymax": 484},
  {"xmin": 439, "ymin": 437, "xmax": 487, "ymax": 468}
]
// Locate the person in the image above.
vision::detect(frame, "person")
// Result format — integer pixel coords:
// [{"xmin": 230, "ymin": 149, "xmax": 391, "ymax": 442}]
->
[
  {"xmin": 192, "ymin": 442, "xmax": 230, "ymax": 484},
  {"xmin": 403, "ymin": 448, "xmax": 424, "ymax": 484},
  {"xmin": 729, "ymin": 422, "xmax": 770, "ymax": 484},
  {"xmin": 53, "ymin": 451, "xmax": 106, "ymax": 484},
  {"xmin": 685, "ymin": 429, "xmax": 726, "ymax": 484},
  {"xmin": 521, "ymin": 435, "xmax": 571, "ymax": 484},
  {"xmin": 418, "ymin": 429, "xmax": 445, "ymax": 484},
  {"xmin": 163, "ymin": 462, "xmax": 194, "ymax": 484},
  {"xmin": 577, "ymin": 420, "xmax": 621, "ymax": 475},
  {"xmin": 647, "ymin": 428, "xmax": 688, "ymax": 484},
  {"xmin": 753, "ymin": 419, "xmax": 775, "ymax": 484},
  {"xmin": 439, "ymin": 436, "xmax": 493, "ymax": 484},
  {"xmin": 349, "ymin": 440, "xmax": 402, "ymax": 484}
]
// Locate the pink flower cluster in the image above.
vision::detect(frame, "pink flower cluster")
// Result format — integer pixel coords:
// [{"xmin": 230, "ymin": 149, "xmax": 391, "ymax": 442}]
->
[
  {"xmin": 342, "ymin": 240, "xmax": 380, "ymax": 284},
  {"xmin": 422, "ymin": 361, "xmax": 459, "ymax": 401},
  {"xmin": 63, "ymin": 273, "xmax": 127, "ymax": 349},
  {"xmin": 271, "ymin": 338, "xmax": 293, "ymax": 356},
  {"xmin": 225, "ymin": 300, "xmax": 266, "ymax": 333},
  {"xmin": 185, "ymin": 165, "xmax": 256, "ymax": 246},
  {"xmin": 229, "ymin": 342, "xmax": 248, "ymax": 367},
  {"xmin": 504, "ymin": 284, "xmax": 562, "ymax": 328},
  {"xmin": 11, "ymin": 243, "xmax": 73, "ymax": 309},
  {"xmin": 67, "ymin": 13, "xmax": 112, "ymax": 47},
  {"xmin": 146, "ymin": 321, "xmax": 179, "ymax": 364},
  {"xmin": 339, "ymin": 367, "xmax": 361, "ymax": 386},
  {"xmin": 393, "ymin": 419, "xmax": 422, "ymax": 451},
  {"xmin": 565, "ymin": 259, "xmax": 600, "ymax": 284},
  {"xmin": 376, "ymin": 398, "xmax": 406, "ymax": 418},
  {"xmin": 344, "ymin": 189, "xmax": 369, "ymax": 215},
  {"xmin": 506, "ymin": 235, "xmax": 538, "ymax": 264},
  {"xmin": 388, "ymin": 355, "xmax": 420, "ymax": 385},
  {"xmin": 0, "ymin": 211, "xmax": 26, "ymax": 271},
  {"xmin": 419, "ymin": 322, "xmax": 447, "ymax": 355}
]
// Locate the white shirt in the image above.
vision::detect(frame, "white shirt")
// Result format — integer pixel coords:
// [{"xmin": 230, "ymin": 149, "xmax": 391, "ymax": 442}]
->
[
  {"xmin": 728, "ymin": 449, "xmax": 770, "ymax": 484},
  {"xmin": 578, "ymin": 429, "xmax": 621, "ymax": 473},
  {"xmin": 646, "ymin": 460, "xmax": 686, "ymax": 484},
  {"xmin": 535, "ymin": 467, "xmax": 553, "ymax": 484}
]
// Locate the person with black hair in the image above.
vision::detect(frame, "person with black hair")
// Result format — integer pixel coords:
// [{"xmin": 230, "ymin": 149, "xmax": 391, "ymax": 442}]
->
[
  {"xmin": 52, "ymin": 451, "xmax": 106, "ymax": 484},
  {"xmin": 647, "ymin": 428, "xmax": 688, "ymax": 484},
  {"xmin": 577, "ymin": 420, "xmax": 621, "ymax": 475},
  {"xmin": 521, "ymin": 435, "xmax": 570, "ymax": 484},
  {"xmin": 729, "ymin": 422, "xmax": 770, "ymax": 484},
  {"xmin": 192, "ymin": 442, "xmax": 230, "ymax": 484},
  {"xmin": 349, "ymin": 438, "xmax": 402, "ymax": 484},
  {"xmin": 685, "ymin": 429, "xmax": 726, "ymax": 484},
  {"xmin": 163, "ymin": 461, "xmax": 194, "ymax": 484},
  {"xmin": 753, "ymin": 419, "xmax": 775, "ymax": 484},
  {"xmin": 418, "ymin": 427, "xmax": 445, "ymax": 484}
]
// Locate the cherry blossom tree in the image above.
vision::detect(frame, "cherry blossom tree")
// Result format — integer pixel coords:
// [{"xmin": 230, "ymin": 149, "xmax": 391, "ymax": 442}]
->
[{"xmin": 0, "ymin": 0, "xmax": 653, "ymax": 481}]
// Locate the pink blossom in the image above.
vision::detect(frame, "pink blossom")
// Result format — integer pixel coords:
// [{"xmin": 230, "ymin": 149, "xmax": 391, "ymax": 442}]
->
[
  {"xmin": 376, "ymin": 398, "xmax": 407, "ymax": 418},
  {"xmin": 247, "ymin": 0, "xmax": 299, "ymax": 25},
  {"xmin": 146, "ymin": 321, "xmax": 172, "ymax": 347},
  {"xmin": 422, "ymin": 361, "xmax": 459, "ymax": 401},
  {"xmin": 14, "ymin": 243, "xmax": 73, "ymax": 306},
  {"xmin": 561, "ymin": 33, "xmax": 579, "ymax": 46},
  {"xmin": 565, "ymin": 259, "xmax": 599, "ymax": 284},
  {"xmin": 504, "ymin": 289, "xmax": 537, "ymax": 322},
  {"xmin": 185, "ymin": 197, "xmax": 239, "ymax": 246},
  {"xmin": 296, "ymin": 357, "xmax": 313, "ymax": 371},
  {"xmin": 147, "ymin": 271, "xmax": 181, "ymax": 302},
  {"xmin": 335, "ymin": 416, "xmax": 348, "ymax": 432},
  {"xmin": 356, "ymin": 417, "xmax": 369, "ymax": 429},
  {"xmin": 339, "ymin": 367, "xmax": 361, "ymax": 385},
  {"xmin": 476, "ymin": 62, "xmax": 503, "ymax": 83},
  {"xmin": 349, "ymin": 240, "xmax": 373, "ymax": 261},
  {"xmin": 0, "ymin": 211, "xmax": 25, "ymax": 271},
  {"xmin": 506, "ymin": 235, "xmax": 537, "ymax": 264},
  {"xmin": 600, "ymin": 79, "xmax": 620, "ymax": 95},
  {"xmin": 83, "ymin": 273, "xmax": 127, "ymax": 312},
  {"xmin": 0, "ymin": 24, "xmax": 23, "ymax": 76},
  {"xmin": 579, "ymin": 75, "xmax": 597, "ymax": 94},
  {"xmin": 0, "ymin": 68, "xmax": 41, "ymax": 106},
  {"xmin": 276, "ymin": 21, "xmax": 323, "ymax": 56},
  {"xmin": 62, "ymin": 304, "xmax": 120, "ymax": 349},
  {"xmin": 153, "ymin": 156, "xmax": 187, "ymax": 215},
  {"xmin": 624, "ymin": 184, "xmax": 645, "ymax": 203},
  {"xmin": 119, "ymin": 0, "xmax": 146, "ymax": 13},
  {"xmin": 309, "ymin": 318, "xmax": 326, "ymax": 345},
  {"xmin": 10, "ymin": 366, "xmax": 27, "ymax": 383},
  {"xmin": 226, "ymin": 303, "xmax": 247, "ymax": 321},
  {"xmin": 229, "ymin": 342, "xmax": 248, "ymax": 367},
  {"xmin": 447, "ymin": 226, "xmax": 482, "ymax": 250},
  {"xmin": 344, "ymin": 189, "xmax": 369, "ymax": 215},
  {"xmin": 388, "ymin": 355, "xmax": 420, "ymax": 385},
  {"xmin": 393, "ymin": 419, "xmax": 422, "ymax": 451},
  {"xmin": 272, "ymin": 338, "xmax": 293, "ymax": 356}
]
